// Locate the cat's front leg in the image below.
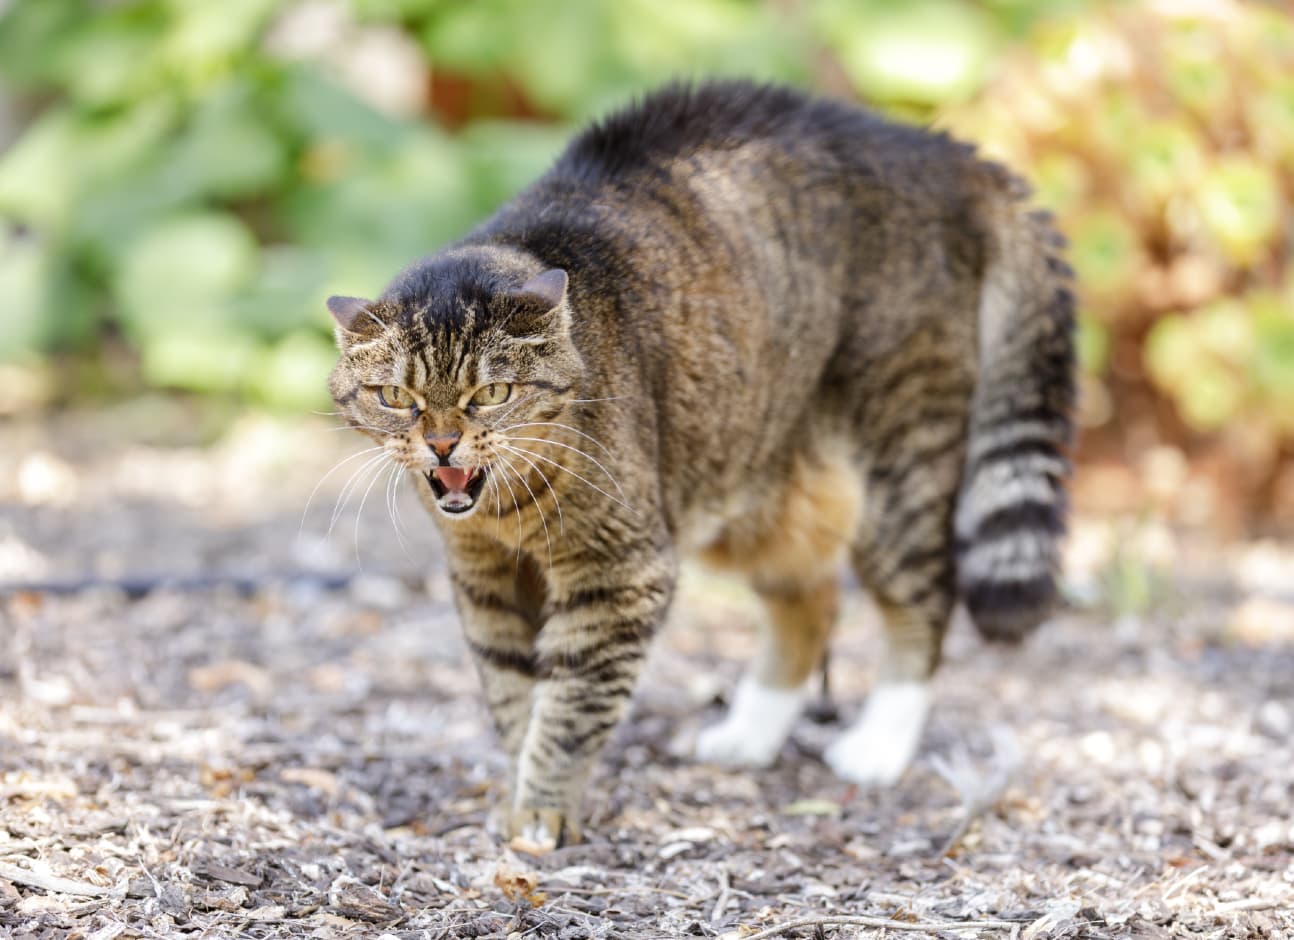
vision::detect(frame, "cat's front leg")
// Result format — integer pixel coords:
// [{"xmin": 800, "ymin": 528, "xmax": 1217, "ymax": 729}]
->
[
  {"xmin": 507, "ymin": 545, "xmax": 676, "ymax": 850},
  {"xmin": 448, "ymin": 551, "xmax": 545, "ymax": 777}
]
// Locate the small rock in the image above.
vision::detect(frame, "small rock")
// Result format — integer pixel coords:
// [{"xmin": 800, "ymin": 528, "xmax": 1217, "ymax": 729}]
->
[
  {"xmin": 1256, "ymin": 700, "xmax": 1291, "ymax": 738},
  {"xmin": 17, "ymin": 894, "xmax": 66, "ymax": 915},
  {"xmin": 671, "ymin": 826, "xmax": 717, "ymax": 843}
]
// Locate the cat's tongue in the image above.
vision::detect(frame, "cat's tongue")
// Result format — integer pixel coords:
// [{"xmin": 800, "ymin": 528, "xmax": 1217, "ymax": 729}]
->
[{"xmin": 433, "ymin": 466, "xmax": 473, "ymax": 492}]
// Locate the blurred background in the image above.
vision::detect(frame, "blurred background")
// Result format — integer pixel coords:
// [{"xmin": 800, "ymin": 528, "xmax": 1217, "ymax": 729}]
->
[
  {"xmin": 1, "ymin": 0, "xmax": 1293, "ymax": 576},
  {"xmin": 4, "ymin": 6, "xmax": 1294, "ymax": 928}
]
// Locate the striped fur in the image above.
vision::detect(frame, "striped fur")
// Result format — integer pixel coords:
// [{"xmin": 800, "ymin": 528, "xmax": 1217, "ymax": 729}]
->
[
  {"xmin": 955, "ymin": 206, "xmax": 1076, "ymax": 641},
  {"xmin": 326, "ymin": 80, "xmax": 1076, "ymax": 845}
]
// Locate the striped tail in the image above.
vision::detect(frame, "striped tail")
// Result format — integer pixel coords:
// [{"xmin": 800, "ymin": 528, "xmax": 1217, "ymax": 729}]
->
[{"xmin": 955, "ymin": 197, "xmax": 1077, "ymax": 642}]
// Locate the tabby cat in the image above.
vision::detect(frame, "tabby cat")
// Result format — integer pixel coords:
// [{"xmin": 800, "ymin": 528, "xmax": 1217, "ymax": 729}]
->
[{"xmin": 327, "ymin": 81, "xmax": 1075, "ymax": 850}]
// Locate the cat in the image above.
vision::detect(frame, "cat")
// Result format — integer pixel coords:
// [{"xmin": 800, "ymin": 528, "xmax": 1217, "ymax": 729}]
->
[{"xmin": 326, "ymin": 80, "xmax": 1075, "ymax": 851}]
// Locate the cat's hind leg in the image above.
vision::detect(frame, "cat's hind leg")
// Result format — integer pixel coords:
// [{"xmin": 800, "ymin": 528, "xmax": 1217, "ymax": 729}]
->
[
  {"xmin": 826, "ymin": 413, "xmax": 965, "ymax": 786},
  {"xmin": 695, "ymin": 452, "xmax": 860, "ymax": 769},
  {"xmin": 822, "ymin": 599, "xmax": 943, "ymax": 786},
  {"xmin": 695, "ymin": 579, "xmax": 837, "ymax": 767}
]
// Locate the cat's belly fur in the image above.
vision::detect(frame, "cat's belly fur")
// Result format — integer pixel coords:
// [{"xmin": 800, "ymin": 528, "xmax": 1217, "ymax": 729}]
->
[{"xmin": 684, "ymin": 444, "xmax": 865, "ymax": 589}]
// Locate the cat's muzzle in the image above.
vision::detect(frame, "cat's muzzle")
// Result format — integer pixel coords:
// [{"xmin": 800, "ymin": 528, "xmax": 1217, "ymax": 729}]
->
[{"xmin": 426, "ymin": 465, "xmax": 488, "ymax": 515}]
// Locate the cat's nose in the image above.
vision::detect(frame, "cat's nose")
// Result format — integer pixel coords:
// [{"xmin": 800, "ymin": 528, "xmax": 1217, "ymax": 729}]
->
[{"xmin": 426, "ymin": 432, "xmax": 461, "ymax": 461}]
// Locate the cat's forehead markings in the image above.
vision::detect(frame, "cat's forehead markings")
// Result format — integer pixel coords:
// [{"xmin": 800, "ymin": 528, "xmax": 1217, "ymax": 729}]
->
[
  {"xmin": 411, "ymin": 346, "xmax": 428, "ymax": 390},
  {"xmin": 445, "ymin": 333, "xmax": 473, "ymax": 386},
  {"xmin": 457, "ymin": 297, "xmax": 476, "ymax": 328},
  {"xmin": 391, "ymin": 347, "xmax": 412, "ymax": 390}
]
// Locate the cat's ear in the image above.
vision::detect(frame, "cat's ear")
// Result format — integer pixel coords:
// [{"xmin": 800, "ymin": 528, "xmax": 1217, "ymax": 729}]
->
[
  {"xmin": 504, "ymin": 269, "xmax": 569, "ymax": 338},
  {"xmin": 327, "ymin": 296, "xmax": 376, "ymax": 334},
  {"xmin": 516, "ymin": 269, "xmax": 568, "ymax": 311}
]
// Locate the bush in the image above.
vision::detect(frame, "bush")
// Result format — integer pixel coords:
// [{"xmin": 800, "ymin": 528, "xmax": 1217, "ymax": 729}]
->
[{"xmin": 1, "ymin": 0, "xmax": 1291, "ymax": 516}]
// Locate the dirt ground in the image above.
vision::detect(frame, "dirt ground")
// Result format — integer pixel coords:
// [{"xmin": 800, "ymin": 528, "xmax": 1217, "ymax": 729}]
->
[{"xmin": 1, "ymin": 403, "xmax": 1292, "ymax": 939}]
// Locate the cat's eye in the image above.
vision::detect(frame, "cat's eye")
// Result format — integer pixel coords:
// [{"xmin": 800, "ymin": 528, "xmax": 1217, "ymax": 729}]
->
[
  {"xmin": 470, "ymin": 383, "xmax": 512, "ymax": 408},
  {"xmin": 377, "ymin": 385, "xmax": 416, "ymax": 410}
]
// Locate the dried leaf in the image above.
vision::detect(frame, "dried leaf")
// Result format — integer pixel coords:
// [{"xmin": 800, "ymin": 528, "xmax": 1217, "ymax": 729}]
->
[
  {"xmin": 782, "ymin": 799, "xmax": 842, "ymax": 817},
  {"xmin": 187, "ymin": 659, "xmax": 273, "ymax": 698},
  {"xmin": 493, "ymin": 864, "xmax": 546, "ymax": 906}
]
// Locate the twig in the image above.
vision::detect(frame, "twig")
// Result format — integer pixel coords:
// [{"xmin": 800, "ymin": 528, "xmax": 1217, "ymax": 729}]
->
[
  {"xmin": 710, "ymin": 864, "xmax": 731, "ymax": 925},
  {"xmin": 0, "ymin": 860, "xmax": 114, "ymax": 897},
  {"xmin": 735, "ymin": 915, "xmax": 1022, "ymax": 939},
  {"xmin": 1214, "ymin": 897, "xmax": 1282, "ymax": 913}
]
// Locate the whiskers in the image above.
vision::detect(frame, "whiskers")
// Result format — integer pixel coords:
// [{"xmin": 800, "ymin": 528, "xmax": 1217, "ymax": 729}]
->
[
  {"xmin": 299, "ymin": 445, "xmax": 386, "ymax": 538},
  {"xmin": 496, "ymin": 420, "xmax": 615, "ymax": 460},
  {"xmin": 486, "ymin": 446, "xmax": 527, "ymax": 563},
  {"xmin": 300, "ymin": 436, "xmax": 419, "ymax": 570},
  {"xmin": 320, "ymin": 423, "xmax": 396, "ymax": 435},
  {"xmin": 495, "ymin": 418, "xmax": 636, "ymax": 516}
]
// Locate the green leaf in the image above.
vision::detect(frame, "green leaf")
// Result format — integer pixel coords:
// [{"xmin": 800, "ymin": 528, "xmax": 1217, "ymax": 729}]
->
[
  {"xmin": 1196, "ymin": 300, "xmax": 1254, "ymax": 366},
  {"xmin": 159, "ymin": 0, "xmax": 279, "ymax": 81},
  {"xmin": 1144, "ymin": 313, "xmax": 1196, "ymax": 392},
  {"xmin": 1130, "ymin": 120, "xmax": 1204, "ymax": 203},
  {"xmin": 0, "ymin": 230, "xmax": 51, "ymax": 360},
  {"xmin": 228, "ymin": 245, "xmax": 330, "ymax": 338},
  {"xmin": 0, "ymin": 0, "xmax": 86, "ymax": 87},
  {"xmin": 1179, "ymin": 363, "xmax": 1244, "ymax": 431},
  {"xmin": 141, "ymin": 323, "xmax": 264, "ymax": 394},
  {"xmin": 47, "ymin": 5, "xmax": 168, "ymax": 105},
  {"xmin": 271, "ymin": 65, "xmax": 407, "ymax": 149},
  {"xmin": 1032, "ymin": 152, "xmax": 1090, "ymax": 215},
  {"xmin": 0, "ymin": 98, "xmax": 177, "ymax": 230},
  {"xmin": 460, "ymin": 120, "xmax": 571, "ymax": 210},
  {"xmin": 782, "ymin": 799, "xmax": 842, "ymax": 817},
  {"xmin": 1076, "ymin": 314, "xmax": 1109, "ymax": 375},
  {"xmin": 281, "ymin": 129, "xmax": 473, "ymax": 261},
  {"xmin": 1195, "ymin": 158, "xmax": 1281, "ymax": 267},
  {"xmin": 1163, "ymin": 18, "xmax": 1232, "ymax": 121},
  {"xmin": 113, "ymin": 212, "xmax": 260, "ymax": 338},
  {"xmin": 1253, "ymin": 296, "xmax": 1294, "ymax": 398},
  {"xmin": 815, "ymin": 0, "xmax": 997, "ymax": 106},
  {"xmin": 1068, "ymin": 209, "xmax": 1139, "ymax": 295},
  {"xmin": 245, "ymin": 329, "xmax": 337, "ymax": 409},
  {"xmin": 163, "ymin": 79, "xmax": 290, "ymax": 200}
]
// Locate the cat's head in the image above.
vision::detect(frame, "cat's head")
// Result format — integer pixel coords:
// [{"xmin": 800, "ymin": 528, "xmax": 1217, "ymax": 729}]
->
[{"xmin": 327, "ymin": 247, "xmax": 584, "ymax": 519}]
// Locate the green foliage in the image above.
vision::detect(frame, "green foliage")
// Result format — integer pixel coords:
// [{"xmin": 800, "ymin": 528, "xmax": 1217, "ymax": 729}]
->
[
  {"xmin": 945, "ymin": 2, "xmax": 1294, "ymax": 467},
  {"xmin": 814, "ymin": 0, "xmax": 996, "ymax": 107},
  {"xmin": 419, "ymin": 0, "xmax": 811, "ymax": 119},
  {"xmin": 1, "ymin": 0, "xmax": 1291, "ymax": 445}
]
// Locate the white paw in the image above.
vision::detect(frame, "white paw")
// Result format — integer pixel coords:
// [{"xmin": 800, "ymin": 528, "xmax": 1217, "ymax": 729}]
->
[
  {"xmin": 521, "ymin": 819, "xmax": 551, "ymax": 845},
  {"xmin": 696, "ymin": 718, "xmax": 783, "ymax": 767},
  {"xmin": 824, "ymin": 681, "xmax": 931, "ymax": 787},
  {"xmin": 695, "ymin": 675, "xmax": 805, "ymax": 769}
]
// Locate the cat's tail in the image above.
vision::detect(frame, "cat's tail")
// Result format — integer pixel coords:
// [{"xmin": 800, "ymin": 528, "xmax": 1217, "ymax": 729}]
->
[{"xmin": 955, "ymin": 178, "xmax": 1077, "ymax": 642}]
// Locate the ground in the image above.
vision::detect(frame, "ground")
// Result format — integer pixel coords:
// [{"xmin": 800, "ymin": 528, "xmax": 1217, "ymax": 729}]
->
[{"xmin": 1, "ymin": 404, "xmax": 1292, "ymax": 939}]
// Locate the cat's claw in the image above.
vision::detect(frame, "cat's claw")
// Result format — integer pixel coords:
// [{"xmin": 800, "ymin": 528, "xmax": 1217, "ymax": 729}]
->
[
  {"xmin": 823, "ymin": 681, "xmax": 931, "ymax": 786},
  {"xmin": 506, "ymin": 807, "xmax": 580, "ymax": 854}
]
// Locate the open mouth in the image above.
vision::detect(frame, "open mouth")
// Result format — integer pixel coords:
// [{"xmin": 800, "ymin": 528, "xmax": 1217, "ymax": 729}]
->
[{"xmin": 426, "ymin": 465, "xmax": 488, "ymax": 515}]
